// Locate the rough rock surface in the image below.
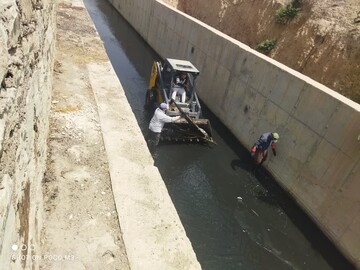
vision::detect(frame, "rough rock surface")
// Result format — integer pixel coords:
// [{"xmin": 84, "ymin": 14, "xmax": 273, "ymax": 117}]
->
[{"xmin": 0, "ymin": 0, "xmax": 55, "ymax": 268}]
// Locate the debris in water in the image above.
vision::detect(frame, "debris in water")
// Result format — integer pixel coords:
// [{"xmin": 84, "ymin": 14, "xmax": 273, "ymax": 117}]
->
[{"xmin": 251, "ymin": 208, "xmax": 259, "ymax": 217}]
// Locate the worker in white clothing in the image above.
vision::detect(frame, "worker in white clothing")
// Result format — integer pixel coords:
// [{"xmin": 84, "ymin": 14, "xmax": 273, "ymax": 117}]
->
[
  {"xmin": 171, "ymin": 72, "xmax": 188, "ymax": 103},
  {"xmin": 147, "ymin": 103, "xmax": 182, "ymax": 154}
]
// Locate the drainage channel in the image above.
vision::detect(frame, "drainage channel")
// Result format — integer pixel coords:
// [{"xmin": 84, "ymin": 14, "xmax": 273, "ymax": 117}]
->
[{"xmin": 83, "ymin": 0, "xmax": 356, "ymax": 269}]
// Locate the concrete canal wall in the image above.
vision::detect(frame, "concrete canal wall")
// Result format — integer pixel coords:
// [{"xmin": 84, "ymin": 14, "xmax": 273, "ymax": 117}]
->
[{"xmin": 109, "ymin": 0, "xmax": 360, "ymax": 267}]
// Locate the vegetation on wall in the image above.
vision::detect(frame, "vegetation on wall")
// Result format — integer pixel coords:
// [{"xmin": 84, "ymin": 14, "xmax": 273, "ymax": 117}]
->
[
  {"xmin": 275, "ymin": 1, "xmax": 301, "ymax": 24},
  {"xmin": 255, "ymin": 39, "xmax": 277, "ymax": 54}
]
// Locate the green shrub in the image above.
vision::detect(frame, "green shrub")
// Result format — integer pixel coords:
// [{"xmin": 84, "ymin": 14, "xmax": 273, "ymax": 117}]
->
[
  {"xmin": 256, "ymin": 39, "xmax": 277, "ymax": 54},
  {"xmin": 275, "ymin": 2, "xmax": 301, "ymax": 24}
]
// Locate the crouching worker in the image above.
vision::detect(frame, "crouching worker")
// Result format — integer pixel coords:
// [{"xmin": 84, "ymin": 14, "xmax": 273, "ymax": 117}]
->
[
  {"xmin": 147, "ymin": 103, "xmax": 182, "ymax": 155},
  {"xmin": 250, "ymin": 132, "xmax": 279, "ymax": 165}
]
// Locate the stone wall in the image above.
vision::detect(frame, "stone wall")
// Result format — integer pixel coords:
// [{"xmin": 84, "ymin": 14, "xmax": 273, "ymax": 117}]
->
[
  {"xmin": 109, "ymin": 0, "xmax": 360, "ymax": 267},
  {"xmin": 0, "ymin": 0, "xmax": 55, "ymax": 268}
]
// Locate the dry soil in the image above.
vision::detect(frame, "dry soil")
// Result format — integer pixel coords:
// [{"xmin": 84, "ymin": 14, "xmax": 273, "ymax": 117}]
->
[{"xmin": 163, "ymin": 0, "xmax": 360, "ymax": 103}]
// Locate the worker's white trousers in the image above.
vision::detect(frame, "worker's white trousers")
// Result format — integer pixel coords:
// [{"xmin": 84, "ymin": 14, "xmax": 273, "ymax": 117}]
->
[{"xmin": 171, "ymin": 86, "xmax": 186, "ymax": 103}]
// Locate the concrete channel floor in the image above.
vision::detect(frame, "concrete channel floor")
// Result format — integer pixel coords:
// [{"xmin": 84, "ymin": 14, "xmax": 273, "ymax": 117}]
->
[{"xmin": 41, "ymin": 0, "xmax": 200, "ymax": 269}]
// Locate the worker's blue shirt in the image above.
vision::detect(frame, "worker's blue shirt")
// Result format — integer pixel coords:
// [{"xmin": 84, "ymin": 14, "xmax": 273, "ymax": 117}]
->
[{"xmin": 255, "ymin": 132, "xmax": 274, "ymax": 150}]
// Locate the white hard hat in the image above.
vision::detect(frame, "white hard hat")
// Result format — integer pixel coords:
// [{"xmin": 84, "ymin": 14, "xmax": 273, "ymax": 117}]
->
[
  {"xmin": 272, "ymin": 132, "xmax": 279, "ymax": 142},
  {"xmin": 159, "ymin": 103, "xmax": 169, "ymax": 110}
]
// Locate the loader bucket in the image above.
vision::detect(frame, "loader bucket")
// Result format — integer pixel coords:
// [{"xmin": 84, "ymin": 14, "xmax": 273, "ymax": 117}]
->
[{"xmin": 161, "ymin": 118, "xmax": 213, "ymax": 143}]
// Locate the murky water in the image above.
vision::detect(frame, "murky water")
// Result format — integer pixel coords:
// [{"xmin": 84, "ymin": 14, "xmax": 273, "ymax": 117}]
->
[{"xmin": 83, "ymin": 0, "xmax": 356, "ymax": 269}]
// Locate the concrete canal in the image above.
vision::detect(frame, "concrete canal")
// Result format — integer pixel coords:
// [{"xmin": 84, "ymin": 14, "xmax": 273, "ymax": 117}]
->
[{"xmin": 84, "ymin": 0, "xmax": 356, "ymax": 269}]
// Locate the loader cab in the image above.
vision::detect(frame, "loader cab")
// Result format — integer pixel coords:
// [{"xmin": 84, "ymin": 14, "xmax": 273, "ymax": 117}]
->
[
  {"xmin": 160, "ymin": 59, "xmax": 201, "ymax": 118},
  {"xmin": 160, "ymin": 59, "xmax": 199, "ymax": 99}
]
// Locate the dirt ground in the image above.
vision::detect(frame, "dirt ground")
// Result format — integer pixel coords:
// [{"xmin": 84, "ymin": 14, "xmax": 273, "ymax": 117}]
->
[
  {"xmin": 40, "ymin": 2, "xmax": 129, "ymax": 269},
  {"xmin": 163, "ymin": 0, "xmax": 360, "ymax": 103}
]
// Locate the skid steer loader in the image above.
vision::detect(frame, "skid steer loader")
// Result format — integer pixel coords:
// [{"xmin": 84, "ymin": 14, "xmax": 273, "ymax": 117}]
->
[{"xmin": 145, "ymin": 58, "xmax": 214, "ymax": 143}]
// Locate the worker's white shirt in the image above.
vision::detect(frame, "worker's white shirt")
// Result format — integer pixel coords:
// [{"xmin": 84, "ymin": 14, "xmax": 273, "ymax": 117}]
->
[{"xmin": 149, "ymin": 108, "xmax": 180, "ymax": 133}]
